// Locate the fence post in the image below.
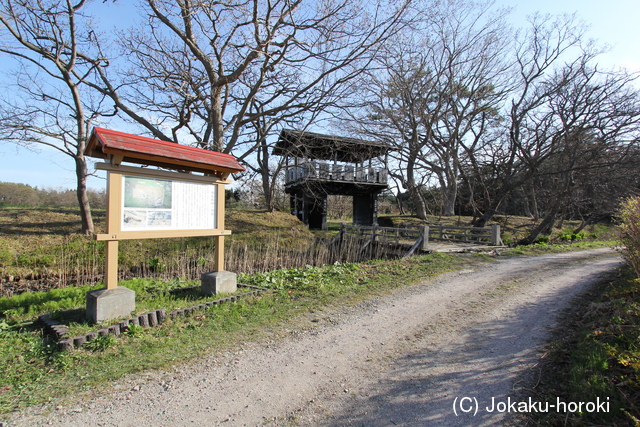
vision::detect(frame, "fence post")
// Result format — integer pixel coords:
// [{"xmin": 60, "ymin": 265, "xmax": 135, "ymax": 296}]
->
[
  {"xmin": 491, "ymin": 224, "xmax": 502, "ymax": 245},
  {"xmin": 439, "ymin": 224, "xmax": 444, "ymax": 240},
  {"xmin": 420, "ymin": 226, "xmax": 429, "ymax": 251}
]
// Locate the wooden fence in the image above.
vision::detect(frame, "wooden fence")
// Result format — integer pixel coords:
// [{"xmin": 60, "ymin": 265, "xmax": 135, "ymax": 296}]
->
[
  {"xmin": 332, "ymin": 223, "xmax": 503, "ymax": 259},
  {"xmin": 427, "ymin": 224, "xmax": 503, "ymax": 246}
]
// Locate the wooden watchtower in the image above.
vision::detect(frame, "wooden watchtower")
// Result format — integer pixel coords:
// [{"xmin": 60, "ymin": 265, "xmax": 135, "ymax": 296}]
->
[{"xmin": 274, "ymin": 129, "xmax": 389, "ymax": 230}]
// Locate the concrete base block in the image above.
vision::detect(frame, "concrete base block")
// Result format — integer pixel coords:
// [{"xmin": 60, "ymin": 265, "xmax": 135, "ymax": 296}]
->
[
  {"xmin": 201, "ymin": 271, "xmax": 237, "ymax": 296},
  {"xmin": 86, "ymin": 287, "xmax": 136, "ymax": 323}
]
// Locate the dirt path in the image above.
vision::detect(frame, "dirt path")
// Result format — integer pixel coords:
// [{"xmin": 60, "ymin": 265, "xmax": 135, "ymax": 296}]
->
[{"xmin": 4, "ymin": 248, "xmax": 622, "ymax": 427}]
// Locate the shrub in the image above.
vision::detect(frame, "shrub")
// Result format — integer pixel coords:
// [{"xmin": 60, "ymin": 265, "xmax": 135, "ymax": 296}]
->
[
  {"xmin": 558, "ymin": 231, "xmax": 586, "ymax": 242},
  {"xmin": 84, "ymin": 334, "xmax": 116, "ymax": 352},
  {"xmin": 124, "ymin": 324, "xmax": 144, "ymax": 338},
  {"xmin": 619, "ymin": 196, "xmax": 640, "ymax": 278}
]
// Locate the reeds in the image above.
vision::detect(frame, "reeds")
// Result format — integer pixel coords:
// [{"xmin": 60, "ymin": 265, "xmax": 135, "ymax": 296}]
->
[{"xmin": 0, "ymin": 232, "xmax": 396, "ymax": 296}]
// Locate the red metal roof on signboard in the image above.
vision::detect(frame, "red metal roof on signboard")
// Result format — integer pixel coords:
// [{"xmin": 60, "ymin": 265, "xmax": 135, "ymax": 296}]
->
[{"xmin": 85, "ymin": 127, "xmax": 245, "ymax": 177}]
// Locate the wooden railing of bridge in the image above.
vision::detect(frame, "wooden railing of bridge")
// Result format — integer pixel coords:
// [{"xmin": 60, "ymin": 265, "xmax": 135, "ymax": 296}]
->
[{"xmin": 331, "ymin": 223, "xmax": 503, "ymax": 258}]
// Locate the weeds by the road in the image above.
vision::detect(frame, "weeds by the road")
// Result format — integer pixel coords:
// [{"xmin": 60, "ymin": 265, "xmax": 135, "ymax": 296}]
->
[
  {"xmin": 0, "ymin": 207, "xmax": 319, "ymax": 294},
  {"xmin": 503, "ymin": 240, "xmax": 616, "ymax": 256},
  {"xmin": 524, "ymin": 268, "xmax": 640, "ymax": 426}
]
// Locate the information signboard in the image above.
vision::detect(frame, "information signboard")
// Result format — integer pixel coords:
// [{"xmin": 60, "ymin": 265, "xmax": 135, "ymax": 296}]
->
[
  {"xmin": 121, "ymin": 175, "xmax": 218, "ymax": 231},
  {"xmin": 84, "ymin": 127, "xmax": 245, "ymax": 318},
  {"xmin": 94, "ymin": 163, "xmax": 230, "ymax": 291}
]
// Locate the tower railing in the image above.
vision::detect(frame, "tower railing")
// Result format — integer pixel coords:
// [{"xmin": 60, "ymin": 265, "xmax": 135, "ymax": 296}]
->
[{"xmin": 285, "ymin": 161, "xmax": 388, "ymax": 185}]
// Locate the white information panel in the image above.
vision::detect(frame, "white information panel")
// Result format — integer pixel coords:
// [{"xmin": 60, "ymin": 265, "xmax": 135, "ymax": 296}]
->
[{"xmin": 121, "ymin": 175, "xmax": 217, "ymax": 231}]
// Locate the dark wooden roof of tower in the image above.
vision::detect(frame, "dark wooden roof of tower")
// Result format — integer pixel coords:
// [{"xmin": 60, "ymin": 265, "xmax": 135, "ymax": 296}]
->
[{"xmin": 273, "ymin": 129, "xmax": 388, "ymax": 163}]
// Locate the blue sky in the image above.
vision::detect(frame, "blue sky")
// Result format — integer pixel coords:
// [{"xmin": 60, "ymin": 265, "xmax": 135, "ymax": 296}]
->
[
  {"xmin": 502, "ymin": 0, "xmax": 640, "ymax": 71},
  {"xmin": 1, "ymin": 0, "xmax": 639, "ymax": 191}
]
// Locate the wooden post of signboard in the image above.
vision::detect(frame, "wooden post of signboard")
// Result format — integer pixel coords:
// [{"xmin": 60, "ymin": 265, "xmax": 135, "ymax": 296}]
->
[
  {"xmin": 214, "ymin": 182, "xmax": 226, "ymax": 272},
  {"xmin": 201, "ymin": 181, "xmax": 237, "ymax": 296},
  {"xmin": 86, "ymin": 170, "xmax": 136, "ymax": 323},
  {"xmin": 104, "ymin": 241, "xmax": 119, "ymax": 290},
  {"xmin": 105, "ymin": 171, "xmax": 122, "ymax": 290}
]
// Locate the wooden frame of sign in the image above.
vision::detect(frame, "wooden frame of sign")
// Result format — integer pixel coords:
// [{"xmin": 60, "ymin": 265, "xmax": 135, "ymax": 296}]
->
[{"xmin": 95, "ymin": 163, "xmax": 231, "ymax": 290}]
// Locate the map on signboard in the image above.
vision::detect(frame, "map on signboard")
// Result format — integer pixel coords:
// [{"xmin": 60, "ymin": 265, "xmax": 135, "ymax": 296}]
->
[
  {"xmin": 124, "ymin": 177, "xmax": 172, "ymax": 209},
  {"xmin": 122, "ymin": 209, "xmax": 147, "ymax": 228},
  {"xmin": 121, "ymin": 175, "xmax": 217, "ymax": 231}
]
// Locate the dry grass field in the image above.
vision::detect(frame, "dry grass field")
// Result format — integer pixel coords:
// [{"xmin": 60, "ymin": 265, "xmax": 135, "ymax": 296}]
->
[{"xmin": 0, "ymin": 206, "xmax": 616, "ymax": 297}]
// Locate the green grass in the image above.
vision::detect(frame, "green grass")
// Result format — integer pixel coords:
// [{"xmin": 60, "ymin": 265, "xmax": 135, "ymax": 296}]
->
[
  {"xmin": 502, "ymin": 240, "xmax": 617, "ymax": 256},
  {"xmin": 0, "ymin": 252, "xmax": 472, "ymax": 413},
  {"xmin": 0, "ymin": 276, "xmax": 252, "ymax": 337},
  {"xmin": 525, "ymin": 269, "xmax": 640, "ymax": 426}
]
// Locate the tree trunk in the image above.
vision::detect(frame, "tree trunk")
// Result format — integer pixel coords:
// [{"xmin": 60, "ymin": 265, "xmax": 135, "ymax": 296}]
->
[
  {"xmin": 391, "ymin": 182, "xmax": 406, "ymax": 215},
  {"xmin": 409, "ymin": 185, "xmax": 428, "ymax": 220},
  {"xmin": 518, "ymin": 195, "xmax": 563, "ymax": 245},
  {"xmin": 259, "ymin": 141, "xmax": 274, "ymax": 212},
  {"xmin": 572, "ymin": 218, "xmax": 591, "ymax": 234},
  {"xmin": 395, "ymin": 193, "xmax": 406, "ymax": 215},
  {"xmin": 474, "ymin": 181, "xmax": 520, "ymax": 227},
  {"xmin": 530, "ymin": 187, "xmax": 539, "ymax": 220},
  {"xmin": 67, "ymin": 75, "xmax": 94, "ymax": 236},
  {"xmin": 518, "ymin": 211, "xmax": 556, "ymax": 245},
  {"xmin": 406, "ymin": 157, "xmax": 427, "ymax": 220},
  {"xmin": 522, "ymin": 188, "xmax": 532, "ymax": 218},
  {"xmin": 556, "ymin": 203, "xmax": 568, "ymax": 230},
  {"xmin": 474, "ymin": 192, "xmax": 504, "ymax": 227},
  {"xmin": 75, "ymin": 155, "xmax": 94, "ymax": 235},
  {"xmin": 211, "ymin": 87, "xmax": 225, "ymax": 152},
  {"xmin": 261, "ymin": 174, "xmax": 274, "ymax": 212},
  {"xmin": 442, "ymin": 182, "xmax": 457, "ymax": 216}
]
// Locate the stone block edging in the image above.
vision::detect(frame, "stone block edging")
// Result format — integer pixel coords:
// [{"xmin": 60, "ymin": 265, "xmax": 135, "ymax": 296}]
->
[{"xmin": 38, "ymin": 284, "xmax": 267, "ymax": 351}]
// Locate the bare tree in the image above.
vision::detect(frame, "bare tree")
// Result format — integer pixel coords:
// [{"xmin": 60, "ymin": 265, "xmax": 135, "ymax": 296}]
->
[
  {"xmin": 362, "ymin": 59, "xmax": 437, "ymax": 220},
  {"xmin": 1, "ymin": 0, "xmax": 411, "ymax": 218},
  {"xmin": 0, "ymin": 0, "xmax": 114, "ymax": 234},
  {"xmin": 71, "ymin": 0, "xmax": 409, "ymax": 211},
  {"xmin": 472, "ymin": 14, "xmax": 640, "ymax": 229},
  {"xmin": 97, "ymin": 0, "xmax": 409, "ymax": 156},
  {"xmin": 234, "ymin": 61, "xmax": 356, "ymax": 212},
  {"xmin": 352, "ymin": 0, "xmax": 512, "ymax": 218},
  {"xmin": 242, "ymin": 103, "xmax": 286, "ymax": 213},
  {"xmin": 514, "ymin": 63, "xmax": 640, "ymax": 244}
]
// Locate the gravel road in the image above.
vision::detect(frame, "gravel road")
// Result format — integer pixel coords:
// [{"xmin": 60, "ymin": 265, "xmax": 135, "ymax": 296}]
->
[{"xmin": 3, "ymin": 248, "xmax": 622, "ymax": 427}]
